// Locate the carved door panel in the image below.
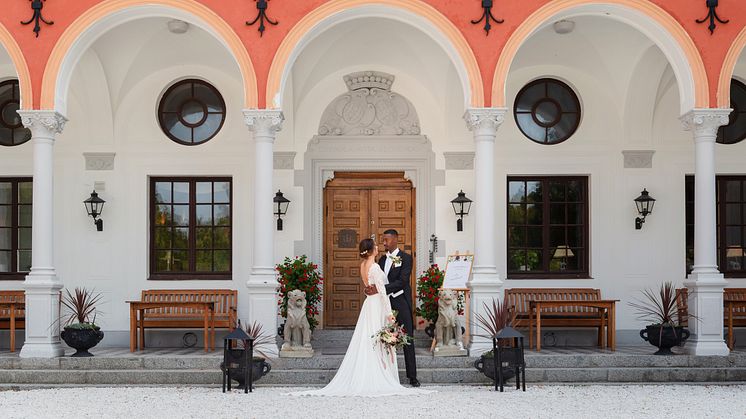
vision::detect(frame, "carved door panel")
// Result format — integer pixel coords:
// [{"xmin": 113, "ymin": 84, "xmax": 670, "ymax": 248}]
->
[
  {"xmin": 324, "ymin": 188, "xmax": 369, "ymax": 328},
  {"xmin": 324, "ymin": 173, "xmax": 414, "ymax": 328}
]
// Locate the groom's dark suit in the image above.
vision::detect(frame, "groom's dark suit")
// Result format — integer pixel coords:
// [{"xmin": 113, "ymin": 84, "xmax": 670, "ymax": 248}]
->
[{"xmin": 379, "ymin": 250, "xmax": 417, "ymax": 380}]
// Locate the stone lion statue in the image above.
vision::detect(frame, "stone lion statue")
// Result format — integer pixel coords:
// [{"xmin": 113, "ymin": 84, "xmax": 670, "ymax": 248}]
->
[
  {"xmin": 435, "ymin": 289, "xmax": 463, "ymax": 350},
  {"xmin": 282, "ymin": 289, "xmax": 312, "ymax": 350}
]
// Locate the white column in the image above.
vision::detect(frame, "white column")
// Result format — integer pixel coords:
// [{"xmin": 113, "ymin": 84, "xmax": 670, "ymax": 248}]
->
[
  {"xmin": 243, "ymin": 109, "xmax": 283, "ymax": 356},
  {"xmin": 464, "ymin": 108, "xmax": 507, "ymax": 355},
  {"xmin": 680, "ymin": 108, "xmax": 731, "ymax": 356},
  {"xmin": 17, "ymin": 110, "xmax": 67, "ymax": 358}
]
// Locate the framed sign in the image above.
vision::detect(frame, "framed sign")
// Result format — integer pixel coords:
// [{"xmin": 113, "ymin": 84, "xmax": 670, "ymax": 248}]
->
[{"xmin": 442, "ymin": 253, "xmax": 474, "ymax": 289}]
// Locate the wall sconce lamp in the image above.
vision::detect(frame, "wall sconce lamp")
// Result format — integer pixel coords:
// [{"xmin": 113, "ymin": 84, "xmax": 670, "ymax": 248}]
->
[
  {"xmin": 83, "ymin": 190, "xmax": 105, "ymax": 231},
  {"xmin": 634, "ymin": 188, "xmax": 655, "ymax": 230},
  {"xmin": 273, "ymin": 190, "xmax": 290, "ymax": 231},
  {"xmin": 451, "ymin": 190, "xmax": 472, "ymax": 232}
]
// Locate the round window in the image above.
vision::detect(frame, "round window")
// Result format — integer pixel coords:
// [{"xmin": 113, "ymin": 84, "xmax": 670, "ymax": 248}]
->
[
  {"xmin": 717, "ymin": 79, "xmax": 746, "ymax": 145},
  {"xmin": 0, "ymin": 80, "xmax": 31, "ymax": 147},
  {"xmin": 513, "ymin": 78, "xmax": 581, "ymax": 145},
  {"xmin": 158, "ymin": 79, "xmax": 226, "ymax": 145}
]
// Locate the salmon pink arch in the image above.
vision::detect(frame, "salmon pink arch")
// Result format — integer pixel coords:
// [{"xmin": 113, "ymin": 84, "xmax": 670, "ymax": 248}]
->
[
  {"xmin": 492, "ymin": 0, "xmax": 708, "ymax": 115},
  {"xmin": 718, "ymin": 26, "xmax": 746, "ymax": 108},
  {"xmin": 266, "ymin": 0, "xmax": 483, "ymax": 109},
  {"xmin": 41, "ymin": 0, "xmax": 258, "ymax": 114},
  {"xmin": 0, "ymin": 21, "xmax": 32, "ymax": 109}
]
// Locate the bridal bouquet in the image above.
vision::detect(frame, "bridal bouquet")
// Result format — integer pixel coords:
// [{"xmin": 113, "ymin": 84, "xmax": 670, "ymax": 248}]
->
[{"xmin": 372, "ymin": 310, "xmax": 413, "ymax": 368}]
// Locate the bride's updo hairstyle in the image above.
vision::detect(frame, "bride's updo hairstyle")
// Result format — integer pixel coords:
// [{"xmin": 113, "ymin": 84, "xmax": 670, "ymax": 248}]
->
[{"xmin": 359, "ymin": 238, "xmax": 375, "ymax": 259}]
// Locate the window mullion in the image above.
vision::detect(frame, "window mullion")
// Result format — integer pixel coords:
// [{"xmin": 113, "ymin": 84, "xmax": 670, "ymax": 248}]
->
[
  {"xmin": 543, "ymin": 179, "xmax": 550, "ymax": 272},
  {"xmin": 189, "ymin": 181, "xmax": 197, "ymax": 273},
  {"xmin": 11, "ymin": 181, "xmax": 17, "ymax": 274}
]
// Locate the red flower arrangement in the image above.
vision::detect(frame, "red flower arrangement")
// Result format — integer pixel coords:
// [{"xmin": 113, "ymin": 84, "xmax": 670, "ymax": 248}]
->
[
  {"xmin": 276, "ymin": 255, "xmax": 323, "ymax": 330},
  {"xmin": 415, "ymin": 264, "xmax": 464, "ymax": 327}
]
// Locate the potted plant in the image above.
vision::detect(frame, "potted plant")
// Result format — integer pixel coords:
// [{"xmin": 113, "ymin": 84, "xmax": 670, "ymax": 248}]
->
[
  {"xmin": 629, "ymin": 281, "xmax": 691, "ymax": 355},
  {"xmin": 223, "ymin": 320, "xmax": 274, "ymax": 389},
  {"xmin": 59, "ymin": 288, "xmax": 104, "ymax": 357},
  {"xmin": 473, "ymin": 298, "xmax": 516, "ymax": 383},
  {"xmin": 415, "ymin": 264, "xmax": 463, "ymax": 337},
  {"xmin": 276, "ymin": 255, "xmax": 323, "ymax": 333}
]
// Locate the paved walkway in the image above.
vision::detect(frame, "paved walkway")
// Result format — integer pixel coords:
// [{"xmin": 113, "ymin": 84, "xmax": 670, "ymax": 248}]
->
[{"xmin": 0, "ymin": 385, "xmax": 744, "ymax": 418}]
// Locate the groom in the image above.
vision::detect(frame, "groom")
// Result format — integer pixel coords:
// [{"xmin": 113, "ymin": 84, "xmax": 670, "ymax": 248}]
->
[{"xmin": 365, "ymin": 229, "xmax": 420, "ymax": 387}]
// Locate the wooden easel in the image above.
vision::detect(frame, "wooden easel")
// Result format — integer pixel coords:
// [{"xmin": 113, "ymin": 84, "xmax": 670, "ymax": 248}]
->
[{"xmin": 429, "ymin": 251, "xmax": 474, "ymax": 352}]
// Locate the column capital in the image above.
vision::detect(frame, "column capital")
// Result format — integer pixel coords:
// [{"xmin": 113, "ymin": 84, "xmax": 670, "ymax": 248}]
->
[
  {"xmin": 680, "ymin": 108, "xmax": 731, "ymax": 140},
  {"xmin": 243, "ymin": 109, "xmax": 284, "ymax": 138},
  {"xmin": 17, "ymin": 110, "xmax": 67, "ymax": 136},
  {"xmin": 463, "ymin": 107, "xmax": 507, "ymax": 133}
]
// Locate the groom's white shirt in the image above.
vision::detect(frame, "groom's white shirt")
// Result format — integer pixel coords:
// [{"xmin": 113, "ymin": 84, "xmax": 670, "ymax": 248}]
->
[{"xmin": 383, "ymin": 248, "xmax": 404, "ymax": 299}]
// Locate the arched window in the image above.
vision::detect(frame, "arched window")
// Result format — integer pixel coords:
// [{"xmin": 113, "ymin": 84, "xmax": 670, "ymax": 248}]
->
[
  {"xmin": 717, "ymin": 79, "xmax": 746, "ymax": 145},
  {"xmin": 158, "ymin": 79, "xmax": 226, "ymax": 145},
  {"xmin": 0, "ymin": 80, "xmax": 31, "ymax": 147},
  {"xmin": 513, "ymin": 78, "xmax": 580, "ymax": 145}
]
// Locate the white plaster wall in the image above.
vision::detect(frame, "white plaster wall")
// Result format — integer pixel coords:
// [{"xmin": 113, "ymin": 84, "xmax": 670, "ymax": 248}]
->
[{"xmin": 500, "ymin": 17, "xmax": 746, "ymax": 339}]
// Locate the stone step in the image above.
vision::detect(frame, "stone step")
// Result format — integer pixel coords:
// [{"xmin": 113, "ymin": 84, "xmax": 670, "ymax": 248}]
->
[{"xmin": 1, "ymin": 366, "xmax": 745, "ymax": 386}]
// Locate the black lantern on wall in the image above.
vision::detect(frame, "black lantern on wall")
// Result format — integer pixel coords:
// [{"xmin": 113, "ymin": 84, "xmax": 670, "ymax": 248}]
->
[
  {"xmin": 221, "ymin": 327, "xmax": 255, "ymax": 393},
  {"xmin": 451, "ymin": 190, "xmax": 472, "ymax": 232},
  {"xmin": 492, "ymin": 326, "xmax": 526, "ymax": 392},
  {"xmin": 273, "ymin": 190, "xmax": 290, "ymax": 231},
  {"xmin": 634, "ymin": 189, "xmax": 656, "ymax": 230},
  {"xmin": 83, "ymin": 190, "xmax": 105, "ymax": 232}
]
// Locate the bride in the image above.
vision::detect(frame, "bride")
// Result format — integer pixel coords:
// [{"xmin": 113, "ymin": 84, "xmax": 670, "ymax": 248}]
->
[{"xmin": 291, "ymin": 238, "xmax": 432, "ymax": 396}]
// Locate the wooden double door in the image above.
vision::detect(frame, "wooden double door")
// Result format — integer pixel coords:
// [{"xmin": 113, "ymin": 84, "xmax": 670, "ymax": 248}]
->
[{"xmin": 323, "ymin": 172, "xmax": 415, "ymax": 328}]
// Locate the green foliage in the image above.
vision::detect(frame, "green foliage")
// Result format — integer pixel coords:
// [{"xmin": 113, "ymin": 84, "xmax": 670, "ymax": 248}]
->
[
  {"xmin": 276, "ymin": 255, "xmax": 323, "ymax": 330},
  {"xmin": 64, "ymin": 322, "xmax": 101, "ymax": 331},
  {"xmin": 415, "ymin": 265, "xmax": 463, "ymax": 327},
  {"xmin": 61, "ymin": 288, "xmax": 102, "ymax": 328}
]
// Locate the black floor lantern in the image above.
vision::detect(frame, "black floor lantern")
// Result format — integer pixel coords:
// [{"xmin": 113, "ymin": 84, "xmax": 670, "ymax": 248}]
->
[
  {"xmin": 492, "ymin": 326, "xmax": 526, "ymax": 392},
  {"xmin": 221, "ymin": 327, "xmax": 255, "ymax": 393}
]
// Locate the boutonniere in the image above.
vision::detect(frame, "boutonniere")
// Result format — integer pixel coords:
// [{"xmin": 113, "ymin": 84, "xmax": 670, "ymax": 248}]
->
[{"xmin": 389, "ymin": 255, "xmax": 402, "ymax": 267}]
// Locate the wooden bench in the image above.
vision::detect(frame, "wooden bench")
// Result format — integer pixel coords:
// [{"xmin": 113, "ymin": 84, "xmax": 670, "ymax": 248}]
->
[
  {"xmin": 504, "ymin": 288, "xmax": 617, "ymax": 351},
  {"xmin": 676, "ymin": 287, "xmax": 746, "ymax": 349},
  {"xmin": 0, "ymin": 291, "xmax": 25, "ymax": 352},
  {"xmin": 129, "ymin": 289, "xmax": 238, "ymax": 352}
]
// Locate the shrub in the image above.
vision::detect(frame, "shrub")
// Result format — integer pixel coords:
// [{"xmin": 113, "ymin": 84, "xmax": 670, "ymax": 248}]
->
[{"xmin": 276, "ymin": 255, "xmax": 323, "ymax": 330}]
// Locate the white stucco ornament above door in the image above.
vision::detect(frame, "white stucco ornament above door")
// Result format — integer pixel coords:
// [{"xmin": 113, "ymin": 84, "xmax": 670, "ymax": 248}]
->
[{"xmin": 318, "ymin": 71, "xmax": 421, "ymax": 136}]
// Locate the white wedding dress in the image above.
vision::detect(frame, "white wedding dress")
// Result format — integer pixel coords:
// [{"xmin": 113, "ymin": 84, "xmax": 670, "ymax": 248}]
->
[{"xmin": 291, "ymin": 263, "xmax": 431, "ymax": 397}]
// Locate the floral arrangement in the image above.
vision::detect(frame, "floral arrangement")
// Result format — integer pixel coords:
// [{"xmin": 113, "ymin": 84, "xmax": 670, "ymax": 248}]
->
[
  {"xmin": 372, "ymin": 310, "xmax": 413, "ymax": 367},
  {"xmin": 415, "ymin": 264, "xmax": 463, "ymax": 327},
  {"xmin": 276, "ymin": 255, "xmax": 323, "ymax": 330}
]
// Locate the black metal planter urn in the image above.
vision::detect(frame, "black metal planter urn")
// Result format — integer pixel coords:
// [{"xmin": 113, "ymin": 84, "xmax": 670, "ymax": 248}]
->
[
  {"xmin": 474, "ymin": 351, "xmax": 517, "ymax": 384},
  {"xmin": 221, "ymin": 348, "xmax": 271, "ymax": 389},
  {"xmin": 640, "ymin": 325, "xmax": 690, "ymax": 355},
  {"xmin": 60, "ymin": 326, "xmax": 104, "ymax": 357}
]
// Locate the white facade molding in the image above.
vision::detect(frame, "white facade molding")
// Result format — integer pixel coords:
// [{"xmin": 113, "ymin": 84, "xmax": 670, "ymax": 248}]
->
[
  {"xmin": 18, "ymin": 110, "xmax": 67, "ymax": 138},
  {"xmin": 464, "ymin": 107, "xmax": 507, "ymax": 355},
  {"xmin": 243, "ymin": 109, "xmax": 284, "ymax": 141},
  {"xmin": 680, "ymin": 108, "xmax": 731, "ymax": 356},
  {"xmin": 621, "ymin": 150, "xmax": 655, "ymax": 169},
  {"xmin": 295, "ymin": 135, "xmax": 444, "ymax": 320},
  {"xmin": 244, "ymin": 109, "xmax": 284, "ymax": 346},
  {"xmin": 443, "ymin": 151, "xmax": 475, "ymax": 170},
  {"xmin": 680, "ymin": 109, "xmax": 732, "ymax": 140},
  {"xmin": 463, "ymin": 108, "xmax": 506, "ymax": 136},
  {"xmin": 273, "ymin": 151, "xmax": 296, "ymax": 170},
  {"xmin": 83, "ymin": 152, "xmax": 116, "ymax": 171},
  {"xmin": 318, "ymin": 72, "xmax": 420, "ymax": 136},
  {"xmin": 18, "ymin": 110, "xmax": 67, "ymax": 358}
]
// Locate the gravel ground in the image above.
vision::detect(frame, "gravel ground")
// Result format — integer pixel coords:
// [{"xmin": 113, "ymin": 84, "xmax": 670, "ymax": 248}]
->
[{"xmin": 0, "ymin": 385, "xmax": 744, "ymax": 418}]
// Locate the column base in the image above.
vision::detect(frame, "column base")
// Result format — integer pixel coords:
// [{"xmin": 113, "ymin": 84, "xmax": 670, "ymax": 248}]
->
[
  {"xmin": 21, "ymin": 273, "xmax": 64, "ymax": 359},
  {"xmin": 683, "ymin": 272, "xmax": 729, "ymax": 356},
  {"xmin": 19, "ymin": 342, "xmax": 65, "ymax": 358},
  {"xmin": 467, "ymin": 268, "xmax": 503, "ymax": 356},
  {"xmin": 247, "ymin": 271, "xmax": 280, "ymax": 358}
]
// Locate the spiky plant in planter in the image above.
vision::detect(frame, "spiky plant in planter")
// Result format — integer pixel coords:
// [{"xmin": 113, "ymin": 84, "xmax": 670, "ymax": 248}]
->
[
  {"xmin": 628, "ymin": 281, "xmax": 691, "ymax": 355},
  {"xmin": 473, "ymin": 298, "xmax": 517, "ymax": 383},
  {"xmin": 59, "ymin": 288, "xmax": 104, "ymax": 357},
  {"xmin": 223, "ymin": 320, "xmax": 275, "ymax": 388}
]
